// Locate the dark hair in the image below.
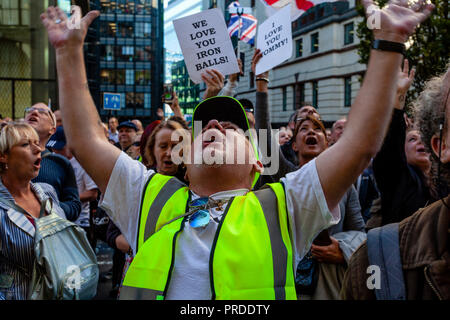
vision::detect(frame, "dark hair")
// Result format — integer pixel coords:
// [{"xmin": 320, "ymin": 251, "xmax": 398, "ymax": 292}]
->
[{"xmin": 239, "ymin": 99, "xmax": 254, "ymax": 110}]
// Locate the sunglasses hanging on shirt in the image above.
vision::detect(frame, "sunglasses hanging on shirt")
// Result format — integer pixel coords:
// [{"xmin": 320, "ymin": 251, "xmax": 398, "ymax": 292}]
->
[{"xmin": 156, "ymin": 197, "xmax": 229, "ymax": 232}]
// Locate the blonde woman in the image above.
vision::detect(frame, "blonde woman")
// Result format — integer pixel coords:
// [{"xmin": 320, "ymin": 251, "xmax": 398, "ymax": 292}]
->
[{"xmin": 0, "ymin": 122, "xmax": 65, "ymax": 300}]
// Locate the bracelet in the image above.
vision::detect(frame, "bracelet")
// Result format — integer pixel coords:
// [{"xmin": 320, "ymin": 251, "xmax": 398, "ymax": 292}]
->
[
  {"xmin": 256, "ymin": 77, "xmax": 269, "ymax": 83},
  {"xmin": 372, "ymin": 39, "xmax": 406, "ymax": 55}
]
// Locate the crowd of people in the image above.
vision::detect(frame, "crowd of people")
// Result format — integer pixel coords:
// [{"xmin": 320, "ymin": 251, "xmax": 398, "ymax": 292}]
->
[{"xmin": 0, "ymin": 0, "xmax": 449, "ymax": 301}]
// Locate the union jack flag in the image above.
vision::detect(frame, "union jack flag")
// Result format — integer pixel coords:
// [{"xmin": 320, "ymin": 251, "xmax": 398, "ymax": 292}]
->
[
  {"xmin": 227, "ymin": 1, "xmax": 258, "ymax": 45},
  {"xmin": 260, "ymin": 0, "xmax": 338, "ymax": 21}
]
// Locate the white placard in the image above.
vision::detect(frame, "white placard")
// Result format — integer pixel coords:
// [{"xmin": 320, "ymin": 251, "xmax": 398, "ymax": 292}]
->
[
  {"xmin": 173, "ymin": 9, "xmax": 240, "ymax": 84},
  {"xmin": 255, "ymin": 4, "xmax": 293, "ymax": 75}
]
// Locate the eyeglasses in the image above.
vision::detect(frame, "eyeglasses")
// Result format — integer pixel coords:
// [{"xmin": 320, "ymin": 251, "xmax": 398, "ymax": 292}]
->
[
  {"xmin": 24, "ymin": 107, "xmax": 51, "ymax": 117},
  {"xmin": 132, "ymin": 142, "xmax": 140, "ymax": 147}
]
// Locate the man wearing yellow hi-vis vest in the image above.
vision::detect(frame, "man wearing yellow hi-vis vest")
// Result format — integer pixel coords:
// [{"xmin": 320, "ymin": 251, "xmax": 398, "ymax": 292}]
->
[
  {"xmin": 43, "ymin": 1, "xmax": 431, "ymax": 300},
  {"xmin": 99, "ymin": 96, "xmax": 342, "ymax": 300}
]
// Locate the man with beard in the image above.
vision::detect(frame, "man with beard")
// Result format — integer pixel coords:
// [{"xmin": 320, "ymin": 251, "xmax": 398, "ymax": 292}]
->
[
  {"xmin": 341, "ymin": 64, "xmax": 450, "ymax": 300},
  {"xmin": 41, "ymin": 0, "xmax": 433, "ymax": 299}
]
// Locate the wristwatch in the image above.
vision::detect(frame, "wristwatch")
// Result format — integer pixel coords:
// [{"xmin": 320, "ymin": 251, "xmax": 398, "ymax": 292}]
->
[
  {"xmin": 372, "ymin": 39, "xmax": 406, "ymax": 55},
  {"xmin": 256, "ymin": 77, "xmax": 269, "ymax": 83}
]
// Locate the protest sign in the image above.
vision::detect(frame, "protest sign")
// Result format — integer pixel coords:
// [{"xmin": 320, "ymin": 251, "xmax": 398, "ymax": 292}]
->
[
  {"xmin": 173, "ymin": 8, "xmax": 240, "ymax": 84},
  {"xmin": 255, "ymin": 4, "xmax": 292, "ymax": 75}
]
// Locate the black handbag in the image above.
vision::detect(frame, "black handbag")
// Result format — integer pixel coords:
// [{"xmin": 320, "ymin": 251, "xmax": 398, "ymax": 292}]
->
[{"xmin": 295, "ymin": 250, "xmax": 319, "ymax": 295}]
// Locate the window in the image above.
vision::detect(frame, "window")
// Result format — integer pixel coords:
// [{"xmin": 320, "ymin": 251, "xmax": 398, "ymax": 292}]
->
[
  {"xmin": 116, "ymin": 70, "xmax": 125, "ymax": 85},
  {"xmin": 135, "ymin": 93, "xmax": 144, "ymax": 108},
  {"xmin": 101, "ymin": 45, "xmax": 114, "ymax": 61},
  {"xmin": 100, "ymin": 70, "xmax": 115, "ymax": 85},
  {"xmin": 126, "ymin": 70, "xmax": 135, "ymax": 85},
  {"xmin": 0, "ymin": 0, "xmax": 20, "ymax": 25},
  {"xmin": 126, "ymin": 92, "xmax": 135, "ymax": 108},
  {"xmin": 344, "ymin": 77, "xmax": 352, "ymax": 107},
  {"xmin": 135, "ymin": 22, "xmax": 151, "ymax": 38},
  {"xmin": 118, "ymin": 22, "xmax": 134, "ymax": 38},
  {"xmin": 100, "ymin": 22, "xmax": 117, "ymax": 37},
  {"xmin": 135, "ymin": 70, "xmax": 151, "ymax": 85},
  {"xmin": 312, "ymin": 81, "xmax": 318, "ymax": 108},
  {"xmin": 296, "ymin": 38, "xmax": 303, "ymax": 58},
  {"xmin": 135, "ymin": 46, "xmax": 152, "ymax": 61},
  {"xmin": 311, "ymin": 33, "xmax": 319, "ymax": 53},
  {"xmin": 295, "ymin": 83, "xmax": 305, "ymax": 109},
  {"xmin": 100, "ymin": 0, "xmax": 115, "ymax": 13},
  {"xmin": 249, "ymin": 71, "xmax": 255, "ymax": 89},
  {"xmin": 344, "ymin": 22, "xmax": 354, "ymax": 45},
  {"xmin": 115, "ymin": 46, "xmax": 134, "ymax": 62},
  {"xmin": 209, "ymin": 0, "xmax": 218, "ymax": 9},
  {"xmin": 144, "ymin": 94, "xmax": 151, "ymax": 109},
  {"xmin": 282, "ymin": 87, "xmax": 287, "ymax": 112}
]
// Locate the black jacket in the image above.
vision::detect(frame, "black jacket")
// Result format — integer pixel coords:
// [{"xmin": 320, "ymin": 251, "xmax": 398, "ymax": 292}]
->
[{"xmin": 373, "ymin": 109, "xmax": 432, "ymax": 225}]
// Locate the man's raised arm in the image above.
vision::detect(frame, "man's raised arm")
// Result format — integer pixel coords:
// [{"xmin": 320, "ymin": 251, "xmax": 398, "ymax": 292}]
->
[
  {"xmin": 315, "ymin": 0, "xmax": 434, "ymax": 210},
  {"xmin": 41, "ymin": 6, "xmax": 120, "ymax": 193}
]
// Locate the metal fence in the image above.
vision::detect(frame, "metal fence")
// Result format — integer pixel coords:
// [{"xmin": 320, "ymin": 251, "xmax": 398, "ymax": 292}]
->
[{"xmin": 0, "ymin": 78, "xmax": 57, "ymax": 120}]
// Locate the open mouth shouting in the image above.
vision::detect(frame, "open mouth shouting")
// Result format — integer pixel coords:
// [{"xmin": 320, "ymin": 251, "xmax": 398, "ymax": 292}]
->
[
  {"xmin": 33, "ymin": 157, "xmax": 42, "ymax": 169},
  {"xmin": 305, "ymin": 136, "xmax": 318, "ymax": 146}
]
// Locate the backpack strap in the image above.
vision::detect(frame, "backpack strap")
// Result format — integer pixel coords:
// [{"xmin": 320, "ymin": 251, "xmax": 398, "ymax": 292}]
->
[{"xmin": 367, "ymin": 223, "xmax": 406, "ymax": 300}]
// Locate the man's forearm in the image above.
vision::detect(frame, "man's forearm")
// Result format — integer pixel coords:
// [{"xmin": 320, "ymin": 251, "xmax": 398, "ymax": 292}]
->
[
  {"xmin": 55, "ymin": 46, "xmax": 120, "ymax": 193},
  {"xmin": 317, "ymin": 49, "xmax": 403, "ymax": 210},
  {"xmin": 56, "ymin": 47, "xmax": 104, "ymax": 144}
]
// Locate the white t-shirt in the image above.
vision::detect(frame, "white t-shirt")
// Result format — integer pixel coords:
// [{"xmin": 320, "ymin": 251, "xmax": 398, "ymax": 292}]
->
[
  {"xmin": 70, "ymin": 157, "xmax": 98, "ymax": 227},
  {"xmin": 100, "ymin": 152, "xmax": 340, "ymax": 299}
]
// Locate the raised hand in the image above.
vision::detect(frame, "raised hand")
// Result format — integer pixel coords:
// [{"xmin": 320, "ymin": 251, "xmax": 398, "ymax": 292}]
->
[
  {"xmin": 395, "ymin": 59, "xmax": 415, "ymax": 110},
  {"xmin": 229, "ymin": 58, "xmax": 243, "ymax": 83},
  {"xmin": 40, "ymin": 6, "xmax": 100, "ymax": 50},
  {"xmin": 363, "ymin": 0, "xmax": 434, "ymax": 43},
  {"xmin": 397, "ymin": 59, "xmax": 415, "ymax": 92},
  {"xmin": 202, "ymin": 69, "xmax": 225, "ymax": 99},
  {"xmin": 251, "ymin": 49, "xmax": 268, "ymax": 79},
  {"xmin": 252, "ymin": 49, "xmax": 269, "ymax": 93},
  {"xmin": 169, "ymin": 91, "xmax": 184, "ymax": 118}
]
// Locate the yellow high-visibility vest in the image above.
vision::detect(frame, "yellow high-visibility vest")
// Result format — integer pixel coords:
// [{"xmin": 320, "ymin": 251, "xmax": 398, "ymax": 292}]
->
[{"xmin": 120, "ymin": 173, "xmax": 296, "ymax": 300}]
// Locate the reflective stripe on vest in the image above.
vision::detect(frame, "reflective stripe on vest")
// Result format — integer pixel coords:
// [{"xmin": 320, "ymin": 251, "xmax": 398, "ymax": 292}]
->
[
  {"xmin": 210, "ymin": 184, "xmax": 295, "ymax": 300},
  {"xmin": 137, "ymin": 174, "xmax": 188, "ymax": 252},
  {"xmin": 122, "ymin": 216, "xmax": 186, "ymax": 300},
  {"xmin": 254, "ymin": 186, "xmax": 288, "ymax": 300},
  {"xmin": 123, "ymin": 176, "xmax": 295, "ymax": 300}
]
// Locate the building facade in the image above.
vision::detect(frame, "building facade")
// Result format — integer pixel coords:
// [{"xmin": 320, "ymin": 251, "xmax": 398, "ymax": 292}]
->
[
  {"xmin": 94, "ymin": 0, "xmax": 164, "ymax": 125},
  {"xmin": 0, "ymin": 0, "xmax": 58, "ymax": 120},
  {"xmin": 171, "ymin": 59, "xmax": 200, "ymax": 116},
  {"xmin": 202, "ymin": 0, "xmax": 366, "ymax": 127},
  {"xmin": 164, "ymin": 0, "xmax": 202, "ymax": 84}
]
